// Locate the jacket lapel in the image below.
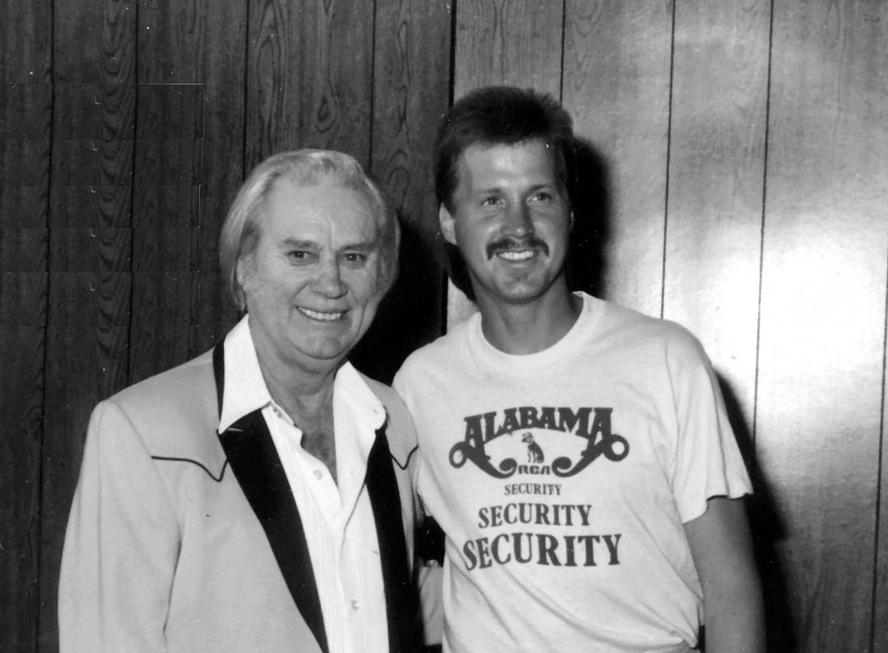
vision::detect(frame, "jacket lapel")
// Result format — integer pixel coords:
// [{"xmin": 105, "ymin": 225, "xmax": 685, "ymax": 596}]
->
[
  {"xmin": 214, "ymin": 342, "xmax": 423, "ymax": 652},
  {"xmin": 366, "ymin": 427, "xmax": 424, "ymax": 653},
  {"xmin": 213, "ymin": 343, "xmax": 329, "ymax": 653}
]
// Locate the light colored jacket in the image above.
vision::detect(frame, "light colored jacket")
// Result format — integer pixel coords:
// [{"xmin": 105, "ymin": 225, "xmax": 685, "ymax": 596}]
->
[{"xmin": 59, "ymin": 341, "xmax": 425, "ymax": 652}]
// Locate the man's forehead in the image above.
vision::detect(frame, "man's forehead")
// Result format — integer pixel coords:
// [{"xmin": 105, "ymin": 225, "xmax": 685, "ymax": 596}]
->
[
  {"xmin": 266, "ymin": 178, "xmax": 380, "ymax": 219},
  {"xmin": 265, "ymin": 177, "xmax": 381, "ymax": 232},
  {"xmin": 456, "ymin": 139, "xmax": 559, "ymax": 186}
]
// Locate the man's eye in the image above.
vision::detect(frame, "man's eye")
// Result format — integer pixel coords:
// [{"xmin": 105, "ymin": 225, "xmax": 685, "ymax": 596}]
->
[
  {"xmin": 342, "ymin": 252, "xmax": 367, "ymax": 265},
  {"xmin": 530, "ymin": 191, "xmax": 552, "ymax": 203},
  {"xmin": 480, "ymin": 196, "xmax": 501, "ymax": 208},
  {"xmin": 287, "ymin": 250, "xmax": 312, "ymax": 262}
]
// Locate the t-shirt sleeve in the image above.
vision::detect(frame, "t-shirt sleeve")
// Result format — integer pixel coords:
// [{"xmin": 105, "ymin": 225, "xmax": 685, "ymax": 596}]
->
[
  {"xmin": 391, "ymin": 361, "xmax": 444, "ymax": 646},
  {"xmin": 391, "ymin": 363, "xmax": 411, "ymax": 408},
  {"xmin": 667, "ymin": 333, "xmax": 753, "ymax": 523}
]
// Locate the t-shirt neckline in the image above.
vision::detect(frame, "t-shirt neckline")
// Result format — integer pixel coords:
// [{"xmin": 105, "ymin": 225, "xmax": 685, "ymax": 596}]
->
[{"xmin": 466, "ymin": 292, "xmax": 604, "ymax": 373}]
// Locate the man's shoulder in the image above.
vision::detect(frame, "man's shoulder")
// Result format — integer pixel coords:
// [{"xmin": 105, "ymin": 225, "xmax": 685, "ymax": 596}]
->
[
  {"xmin": 359, "ymin": 372, "xmax": 403, "ymax": 409},
  {"xmin": 100, "ymin": 349, "xmax": 219, "ymax": 458},
  {"xmin": 596, "ymin": 298, "xmax": 701, "ymax": 347},
  {"xmin": 112, "ymin": 349, "xmax": 215, "ymax": 410},
  {"xmin": 397, "ymin": 321, "xmax": 469, "ymax": 379},
  {"xmin": 358, "ymin": 372, "xmax": 419, "ymax": 467}
]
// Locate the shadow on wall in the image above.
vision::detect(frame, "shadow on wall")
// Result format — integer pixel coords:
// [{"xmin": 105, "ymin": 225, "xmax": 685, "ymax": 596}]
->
[
  {"xmin": 351, "ymin": 211, "xmax": 446, "ymax": 384},
  {"xmin": 565, "ymin": 136, "xmax": 610, "ymax": 298},
  {"xmin": 571, "ymin": 139, "xmax": 794, "ymax": 651},
  {"xmin": 717, "ymin": 375, "xmax": 796, "ymax": 653}
]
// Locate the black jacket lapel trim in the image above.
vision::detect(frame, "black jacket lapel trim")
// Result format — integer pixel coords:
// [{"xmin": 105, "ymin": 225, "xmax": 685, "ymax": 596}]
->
[
  {"xmin": 366, "ymin": 426, "xmax": 424, "ymax": 652},
  {"xmin": 213, "ymin": 343, "xmax": 329, "ymax": 653},
  {"xmin": 213, "ymin": 341, "xmax": 225, "ymax": 417}
]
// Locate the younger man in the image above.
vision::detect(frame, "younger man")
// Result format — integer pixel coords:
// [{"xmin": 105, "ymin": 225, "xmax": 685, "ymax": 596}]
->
[{"xmin": 395, "ymin": 87, "xmax": 764, "ymax": 652}]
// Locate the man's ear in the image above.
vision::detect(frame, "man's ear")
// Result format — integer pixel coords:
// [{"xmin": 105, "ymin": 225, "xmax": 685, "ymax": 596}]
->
[
  {"xmin": 235, "ymin": 255, "xmax": 252, "ymax": 296},
  {"xmin": 439, "ymin": 204, "xmax": 457, "ymax": 245}
]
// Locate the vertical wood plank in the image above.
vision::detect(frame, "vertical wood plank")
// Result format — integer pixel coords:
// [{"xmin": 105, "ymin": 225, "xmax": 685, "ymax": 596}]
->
[
  {"xmin": 878, "ymin": 270, "xmax": 888, "ymax": 653},
  {"xmin": 454, "ymin": 0, "xmax": 563, "ymax": 97},
  {"xmin": 562, "ymin": 1, "xmax": 673, "ymax": 316},
  {"xmin": 664, "ymin": 0, "xmax": 769, "ymax": 426},
  {"xmin": 351, "ymin": 0, "xmax": 452, "ymax": 382},
  {"xmin": 757, "ymin": 1, "xmax": 888, "ymax": 650},
  {"xmin": 129, "ymin": 0, "xmax": 246, "ymax": 383},
  {"xmin": 246, "ymin": 0, "xmax": 375, "ymax": 170},
  {"xmin": 129, "ymin": 78, "xmax": 202, "ymax": 380},
  {"xmin": 188, "ymin": 3, "xmax": 248, "ymax": 351},
  {"xmin": 0, "ymin": 0, "xmax": 52, "ymax": 649},
  {"xmin": 39, "ymin": 0, "xmax": 138, "ymax": 649},
  {"xmin": 662, "ymin": 1, "xmax": 787, "ymax": 645},
  {"xmin": 447, "ymin": 0, "xmax": 565, "ymax": 326}
]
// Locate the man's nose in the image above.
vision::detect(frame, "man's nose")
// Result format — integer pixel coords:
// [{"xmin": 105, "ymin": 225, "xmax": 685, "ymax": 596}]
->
[
  {"xmin": 312, "ymin": 257, "xmax": 346, "ymax": 297},
  {"xmin": 503, "ymin": 202, "xmax": 533, "ymax": 237}
]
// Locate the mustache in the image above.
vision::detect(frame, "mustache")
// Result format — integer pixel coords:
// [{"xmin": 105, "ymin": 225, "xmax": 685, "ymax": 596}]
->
[{"xmin": 486, "ymin": 236, "xmax": 549, "ymax": 260}]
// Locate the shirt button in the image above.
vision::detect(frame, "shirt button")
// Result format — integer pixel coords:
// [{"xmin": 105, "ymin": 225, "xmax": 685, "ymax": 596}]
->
[
  {"xmin": 313, "ymin": 469, "xmax": 323, "ymax": 480},
  {"xmin": 351, "ymin": 600, "xmax": 359, "ymax": 611}
]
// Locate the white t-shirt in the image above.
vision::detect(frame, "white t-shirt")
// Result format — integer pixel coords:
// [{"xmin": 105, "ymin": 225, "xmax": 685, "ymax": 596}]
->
[{"xmin": 394, "ymin": 293, "xmax": 752, "ymax": 652}]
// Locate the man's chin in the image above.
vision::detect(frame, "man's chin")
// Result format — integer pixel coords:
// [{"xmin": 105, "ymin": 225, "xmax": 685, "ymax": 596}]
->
[
  {"xmin": 469, "ymin": 268, "xmax": 568, "ymax": 306},
  {"xmin": 478, "ymin": 284, "xmax": 551, "ymax": 306}
]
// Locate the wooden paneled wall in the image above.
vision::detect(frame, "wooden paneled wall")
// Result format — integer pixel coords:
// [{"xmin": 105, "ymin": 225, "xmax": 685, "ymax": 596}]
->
[{"xmin": 1, "ymin": 1, "xmax": 886, "ymax": 651}]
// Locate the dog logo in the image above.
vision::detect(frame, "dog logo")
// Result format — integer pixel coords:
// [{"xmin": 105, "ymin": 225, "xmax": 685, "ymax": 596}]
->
[{"xmin": 521, "ymin": 432, "xmax": 545, "ymax": 463}]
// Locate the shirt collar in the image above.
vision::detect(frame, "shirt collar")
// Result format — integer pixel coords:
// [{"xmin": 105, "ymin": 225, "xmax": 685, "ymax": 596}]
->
[
  {"xmin": 218, "ymin": 315, "xmax": 273, "ymax": 432},
  {"xmin": 332, "ymin": 360, "xmax": 388, "ymax": 438},
  {"xmin": 218, "ymin": 314, "xmax": 386, "ymax": 434}
]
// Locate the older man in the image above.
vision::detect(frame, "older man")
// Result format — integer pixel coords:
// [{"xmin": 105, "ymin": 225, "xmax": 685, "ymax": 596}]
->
[{"xmin": 59, "ymin": 150, "xmax": 426, "ymax": 652}]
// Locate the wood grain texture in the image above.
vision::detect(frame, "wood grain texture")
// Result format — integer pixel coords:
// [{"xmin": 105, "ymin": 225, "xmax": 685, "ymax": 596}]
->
[
  {"xmin": 351, "ymin": 0, "xmax": 452, "ymax": 382},
  {"xmin": 0, "ymin": 4, "xmax": 886, "ymax": 653},
  {"xmin": 447, "ymin": 0, "xmax": 565, "ymax": 327},
  {"xmin": 0, "ymin": 3, "xmax": 52, "ymax": 650},
  {"xmin": 562, "ymin": 0, "xmax": 673, "ymax": 317},
  {"xmin": 246, "ymin": 0, "xmax": 375, "ymax": 169},
  {"xmin": 454, "ymin": 0, "xmax": 563, "ymax": 97},
  {"xmin": 663, "ymin": 0, "xmax": 768, "ymax": 426},
  {"xmin": 39, "ymin": 0, "xmax": 138, "ymax": 649},
  {"xmin": 878, "ymin": 263, "xmax": 888, "ymax": 653},
  {"xmin": 129, "ymin": 80, "xmax": 203, "ymax": 381},
  {"xmin": 756, "ymin": 1, "xmax": 888, "ymax": 650},
  {"xmin": 662, "ymin": 2, "xmax": 785, "ymax": 646},
  {"xmin": 134, "ymin": 0, "xmax": 245, "ymax": 370}
]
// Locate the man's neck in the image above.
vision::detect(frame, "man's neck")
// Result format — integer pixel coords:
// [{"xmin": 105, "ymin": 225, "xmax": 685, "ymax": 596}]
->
[
  {"xmin": 249, "ymin": 332, "xmax": 338, "ymax": 414},
  {"xmin": 476, "ymin": 288, "xmax": 582, "ymax": 355},
  {"xmin": 255, "ymin": 347, "xmax": 340, "ymax": 481}
]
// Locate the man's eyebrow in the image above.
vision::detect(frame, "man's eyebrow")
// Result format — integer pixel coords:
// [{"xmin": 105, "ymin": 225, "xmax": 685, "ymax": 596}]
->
[
  {"xmin": 280, "ymin": 238, "xmax": 318, "ymax": 249},
  {"xmin": 338, "ymin": 239, "xmax": 379, "ymax": 253},
  {"xmin": 277, "ymin": 237, "xmax": 380, "ymax": 252},
  {"xmin": 473, "ymin": 185, "xmax": 502, "ymax": 194}
]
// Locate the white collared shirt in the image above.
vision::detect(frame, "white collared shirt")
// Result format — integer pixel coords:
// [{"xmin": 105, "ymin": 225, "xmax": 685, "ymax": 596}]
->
[{"xmin": 219, "ymin": 316, "xmax": 389, "ymax": 653}]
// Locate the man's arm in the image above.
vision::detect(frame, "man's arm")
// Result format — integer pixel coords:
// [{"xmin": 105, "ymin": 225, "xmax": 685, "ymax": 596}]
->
[
  {"xmin": 684, "ymin": 496, "xmax": 765, "ymax": 653},
  {"xmin": 59, "ymin": 400, "xmax": 178, "ymax": 652}
]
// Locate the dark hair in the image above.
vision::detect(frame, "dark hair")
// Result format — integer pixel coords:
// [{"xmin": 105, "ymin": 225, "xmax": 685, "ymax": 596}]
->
[
  {"xmin": 434, "ymin": 86, "xmax": 576, "ymax": 301},
  {"xmin": 433, "ymin": 86, "xmax": 575, "ymax": 212}
]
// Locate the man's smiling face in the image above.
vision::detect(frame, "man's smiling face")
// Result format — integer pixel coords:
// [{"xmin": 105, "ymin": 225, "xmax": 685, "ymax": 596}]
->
[
  {"xmin": 238, "ymin": 175, "xmax": 385, "ymax": 372},
  {"xmin": 440, "ymin": 138, "xmax": 572, "ymax": 309}
]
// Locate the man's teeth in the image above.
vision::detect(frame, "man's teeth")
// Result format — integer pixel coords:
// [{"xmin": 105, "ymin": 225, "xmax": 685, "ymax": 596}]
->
[
  {"xmin": 498, "ymin": 250, "xmax": 535, "ymax": 261},
  {"xmin": 299, "ymin": 307, "xmax": 345, "ymax": 321}
]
